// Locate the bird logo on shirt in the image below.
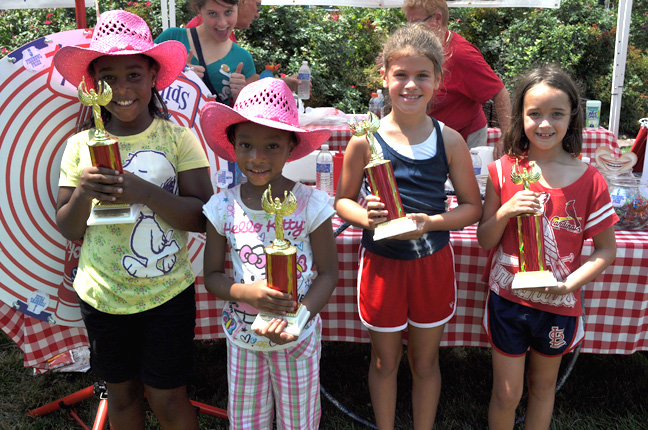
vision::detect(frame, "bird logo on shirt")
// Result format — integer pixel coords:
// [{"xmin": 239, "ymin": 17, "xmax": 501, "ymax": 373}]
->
[{"xmin": 550, "ymin": 200, "xmax": 582, "ymax": 233}]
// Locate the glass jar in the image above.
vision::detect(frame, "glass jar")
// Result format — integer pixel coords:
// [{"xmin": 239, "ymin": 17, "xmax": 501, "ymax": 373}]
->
[{"xmin": 607, "ymin": 175, "xmax": 648, "ymax": 230}]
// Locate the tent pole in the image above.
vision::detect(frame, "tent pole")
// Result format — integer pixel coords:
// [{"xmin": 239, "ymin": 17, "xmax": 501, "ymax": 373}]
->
[
  {"xmin": 75, "ymin": 0, "xmax": 87, "ymax": 29},
  {"xmin": 169, "ymin": 0, "xmax": 176, "ymax": 28},
  {"xmin": 609, "ymin": 0, "xmax": 633, "ymax": 139},
  {"xmin": 161, "ymin": 0, "xmax": 173, "ymax": 30}
]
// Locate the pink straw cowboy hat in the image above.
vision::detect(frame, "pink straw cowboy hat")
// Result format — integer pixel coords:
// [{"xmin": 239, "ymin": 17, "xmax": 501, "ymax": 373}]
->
[
  {"xmin": 201, "ymin": 78, "xmax": 332, "ymax": 162},
  {"xmin": 53, "ymin": 10, "xmax": 187, "ymax": 91}
]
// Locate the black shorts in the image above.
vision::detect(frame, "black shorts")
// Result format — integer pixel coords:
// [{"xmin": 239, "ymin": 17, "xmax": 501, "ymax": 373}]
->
[
  {"xmin": 78, "ymin": 284, "xmax": 196, "ymax": 389},
  {"xmin": 484, "ymin": 292, "xmax": 584, "ymax": 357}
]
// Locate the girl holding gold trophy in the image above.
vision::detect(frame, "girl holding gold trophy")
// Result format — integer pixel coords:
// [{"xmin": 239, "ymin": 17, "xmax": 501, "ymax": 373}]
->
[
  {"xmin": 335, "ymin": 24, "xmax": 482, "ymax": 429},
  {"xmin": 477, "ymin": 65, "xmax": 618, "ymax": 429},
  {"xmin": 54, "ymin": 10, "xmax": 212, "ymax": 429},
  {"xmin": 201, "ymin": 78, "xmax": 338, "ymax": 429}
]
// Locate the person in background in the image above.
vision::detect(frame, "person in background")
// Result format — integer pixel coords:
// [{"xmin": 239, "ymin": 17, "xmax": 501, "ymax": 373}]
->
[
  {"xmin": 477, "ymin": 65, "xmax": 617, "ymax": 429},
  {"xmin": 335, "ymin": 24, "xmax": 482, "ymax": 429},
  {"xmin": 185, "ymin": 0, "xmax": 260, "ymax": 40},
  {"xmin": 156, "ymin": 0, "xmax": 256, "ymax": 105},
  {"xmin": 54, "ymin": 10, "xmax": 213, "ymax": 429},
  {"xmin": 201, "ymin": 78, "xmax": 338, "ymax": 429},
  {"xmin": 404, "ymin": 0, "xmax": 511, "ymax": 157},
  {"xmin": 185, "ymin": 0, "xmax": 300, "ymax": 91}
]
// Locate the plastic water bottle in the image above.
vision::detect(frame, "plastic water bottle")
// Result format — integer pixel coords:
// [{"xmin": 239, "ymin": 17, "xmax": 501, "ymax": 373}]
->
[
  {"xmin": 298, "ymin": 61, "xmax": 311, "ymax": 100},
  {"xmin": 470, "ymin": 150, "xmax": 482, "ymax": 176},
  {"xmin": 376, "ymin": 89, "xmax": 386, "ymax": 118},
  {"xmin": 368, "ymin": 92, "xmax": 380, "ymax": 117},
  {"xmin": 316, "ymin": 144, "xmax": 334, "ymax": 196}
]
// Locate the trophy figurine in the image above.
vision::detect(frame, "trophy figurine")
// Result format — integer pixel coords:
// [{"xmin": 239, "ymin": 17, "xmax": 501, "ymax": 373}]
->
[
  {"xmin": 251, "ymin": 185, "xmax": 311, "ymax": 337},
  {"xmin": 510, "ymin": 159, "xmax": 558, "ymax": 289},
  {"xmin": 349, "ymin": 112, "xmax": 417, "ymax": 240},
  {"xmin": 78, "ymin": 77, "xmax": 142, "ymax": 225}
]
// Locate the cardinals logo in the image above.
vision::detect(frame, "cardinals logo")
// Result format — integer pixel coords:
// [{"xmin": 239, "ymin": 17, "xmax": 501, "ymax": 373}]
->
[{"xmin": 550, "ymin": 200, "xmax": 582, "ymax": 233}]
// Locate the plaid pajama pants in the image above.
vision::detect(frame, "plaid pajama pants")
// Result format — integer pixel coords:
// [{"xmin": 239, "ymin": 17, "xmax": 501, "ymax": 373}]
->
[{"xmin": 226, "ymin": 316, "xmax": 322, "ymax": 430}]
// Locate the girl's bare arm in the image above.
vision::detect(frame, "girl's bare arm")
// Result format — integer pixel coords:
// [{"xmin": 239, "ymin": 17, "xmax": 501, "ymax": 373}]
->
[
  {"xmin": 334, "ymin": 135, "xmax": 373, "ymax": 228},
  {"xmin": 544, "ymin": 226, "xmax": 617, "ymax": 295}
]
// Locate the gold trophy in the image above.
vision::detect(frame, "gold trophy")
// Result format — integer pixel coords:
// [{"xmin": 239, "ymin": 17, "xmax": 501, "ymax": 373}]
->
[
  {"xmin": 349, "ymin": 112, "xmax": 417, "ymax": 240},
  {"xmin": 510, "ymin": 159, "xmax": 558, "ymax": 289},
  {"xmin": 78, "ymin": 77, "xmax": 142, "ymax": 225},
  {"xmin": 251, "ymin": 185, "xmax": 310, "ymax": 337}
]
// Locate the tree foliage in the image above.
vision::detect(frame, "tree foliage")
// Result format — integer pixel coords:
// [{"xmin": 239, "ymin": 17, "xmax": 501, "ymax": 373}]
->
[
  {"xmin": 237, "ymin": 6, "xmax": 403, "ymax": 113},
  {"xmin": 450, "ymin": 0, "xmax": 648, "ymax": 134}
]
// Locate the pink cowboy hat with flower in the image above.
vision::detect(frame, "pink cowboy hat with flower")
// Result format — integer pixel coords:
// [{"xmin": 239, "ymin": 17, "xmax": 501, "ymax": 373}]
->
[
  {"xmin": 53, "ymin": 10, "xmax": 187, "ymax": 91},
  {"xmin": 201, "ymin": 78, "xmax": 332, "ymax": 162}
]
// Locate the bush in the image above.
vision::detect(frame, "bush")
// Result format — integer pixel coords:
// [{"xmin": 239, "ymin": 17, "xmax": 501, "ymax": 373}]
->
[
  {"xmin": 0, "ymin": 0, "xmax": 194, "ymax": 52},
  {"xmin": 0, "ymin": 8, "xmax": 77, "ymax": 55},
  {"xmin": 449, "ymin": 0, "xmax": 648, "ymax": 135},
  {"xmin": 237, "ymin": 6, "xmax": 403, "ymax": 114}
]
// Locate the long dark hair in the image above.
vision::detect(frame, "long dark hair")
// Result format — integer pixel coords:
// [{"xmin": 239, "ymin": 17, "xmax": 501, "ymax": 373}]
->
[
  {"xmin": 82, "ymin": 54, "xmax": 169, "ymax": 130},
  {"xmin": 503, "ymin": 65, "xmax": 584, "ymax": 157}
]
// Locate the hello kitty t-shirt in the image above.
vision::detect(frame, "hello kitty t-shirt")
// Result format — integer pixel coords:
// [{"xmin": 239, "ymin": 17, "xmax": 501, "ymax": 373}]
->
[{"xmin": 203, "ymin": 182, "xmax": 334, "ymax": 351}]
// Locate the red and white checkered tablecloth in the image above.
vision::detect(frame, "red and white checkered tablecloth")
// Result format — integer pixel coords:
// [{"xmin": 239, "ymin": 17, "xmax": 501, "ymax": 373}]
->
[
  {"xmin": 582, "ymin": 229, "xmax": 648, "ymax": 354},
  {"xmin": 0, "ymin": 302, "xmax": 89, "ymax": 370},
  {"xmin": 486, "ymin": 127, "xmax": 618, "ymax": 159},
  {"xmin": 302, "ymin": 123, "xmax": 351, "ymax": 153},
  {"xmin": 3, "ymin": 222, "xmax": 648, "ymax": 370},
  {"xmin": 308, "ymin": 122, "xmax": 620, "ymax": 161}
]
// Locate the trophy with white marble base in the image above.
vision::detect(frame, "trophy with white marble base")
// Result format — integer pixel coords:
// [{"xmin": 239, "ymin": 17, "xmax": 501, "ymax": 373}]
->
[
  {"xmin": 78, "ymin": 78, "xmax": 141, "ymax": 225},
  {"xmin": 349, "ymin": 112, "xmax": 417, "ymax": 241},
  {"xmin": 510, "ymin": 159, "xmax": 558, "ymax": 289},
  {"xmin": 251, "ymin": 185, "xmax": 310, "ymax": 336}
]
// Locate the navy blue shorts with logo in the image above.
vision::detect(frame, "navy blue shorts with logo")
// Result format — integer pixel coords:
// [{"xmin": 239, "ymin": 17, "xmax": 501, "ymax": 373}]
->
[
  {"xmin": 484, "ymin": 291, "xmax": 584, "ymax": 357},
  {"xmin": 78, "ymin": 284, "xmax": 196, "ymax": 389}
]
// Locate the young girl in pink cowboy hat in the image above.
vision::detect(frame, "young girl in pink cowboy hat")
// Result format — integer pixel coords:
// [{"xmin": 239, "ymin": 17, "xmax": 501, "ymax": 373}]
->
[
  {"xmin": 201, "ymin": 78, "xmax": 338, "ymax": 429},
  {"xmin": 54, "ymin": 10, "xmax": 213, "ymax": 430}
]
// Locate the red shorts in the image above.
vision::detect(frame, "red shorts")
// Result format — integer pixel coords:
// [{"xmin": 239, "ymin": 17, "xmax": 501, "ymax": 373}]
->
[{"xmin": 357, "ymin": 245, "xmax": 457, "ymax": 331}]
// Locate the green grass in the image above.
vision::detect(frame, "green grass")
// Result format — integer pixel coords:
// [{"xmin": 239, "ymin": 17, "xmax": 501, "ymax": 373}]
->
[{"xmin": 1, "ymin": 332, "xmax": 647, "ymax": 429}]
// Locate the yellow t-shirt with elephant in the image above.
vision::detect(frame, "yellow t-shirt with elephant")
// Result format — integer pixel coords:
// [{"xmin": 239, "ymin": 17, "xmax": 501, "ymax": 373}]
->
[{"xmin": 58, "ymin": 118, "xmax": 210, "ymax": 314}]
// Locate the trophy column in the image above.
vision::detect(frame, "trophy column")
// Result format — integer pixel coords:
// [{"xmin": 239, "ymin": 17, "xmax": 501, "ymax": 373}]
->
[
  {"xmin": 78, "ymin": 78, "xmax": 142, "ymax": 225},
  {"xmin": 251, "ymin": 185, "xmax": 310, "ymax": 336},
  {"xmin": 510, "ymin": 159, "xmax": 558, "ymax": 289},
  {"xmin": 349, "ymin": 113, "xmax": 417, "ymax": 241}
]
